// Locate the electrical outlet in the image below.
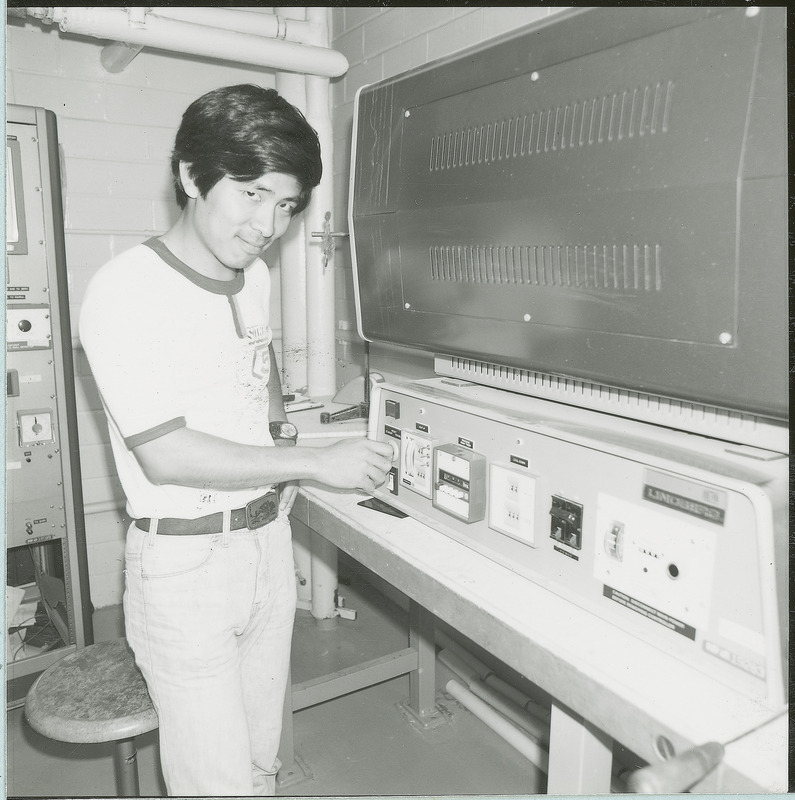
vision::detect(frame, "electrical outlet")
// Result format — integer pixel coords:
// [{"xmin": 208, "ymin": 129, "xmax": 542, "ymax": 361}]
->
[{"xmin": 489, "ymin": 464, "xmax": 536, "ymax": 545}]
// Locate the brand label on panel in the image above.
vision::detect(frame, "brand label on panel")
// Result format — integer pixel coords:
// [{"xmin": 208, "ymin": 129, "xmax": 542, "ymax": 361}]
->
[
  {"xmin": 643, "ymin": 470, "xmax": 726, "ymax": 526},
  {"xmin": 604, "ymin": 585, "xmax": 696, "ymax": 640},
  {"xmin": 510, "ymin": 455, "xmax": 529, "ymax": 468},
  {"xmin": 416, "ymin": 422, "xmax": 429, "ymax": 433},
  {"xmin": 458, "ymin": 437, "xmax": 473, "ymax": 449}
]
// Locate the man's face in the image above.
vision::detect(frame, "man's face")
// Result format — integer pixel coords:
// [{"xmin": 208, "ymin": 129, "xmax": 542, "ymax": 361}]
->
[{"xmin": 181, "ymin": 166, "xmax": 302, "ymax": 277}]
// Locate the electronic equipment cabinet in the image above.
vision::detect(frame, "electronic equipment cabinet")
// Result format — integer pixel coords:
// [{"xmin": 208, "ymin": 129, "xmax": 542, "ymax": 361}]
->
[{"xmin": 6, "ymin": 104, "xmax": 93, "ymax": 705}]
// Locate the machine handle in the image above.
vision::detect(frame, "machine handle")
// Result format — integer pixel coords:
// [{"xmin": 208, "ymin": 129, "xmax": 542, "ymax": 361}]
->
[{"xmin": 626, "ymin": 742, "xmax": 725, "ymax": 794}]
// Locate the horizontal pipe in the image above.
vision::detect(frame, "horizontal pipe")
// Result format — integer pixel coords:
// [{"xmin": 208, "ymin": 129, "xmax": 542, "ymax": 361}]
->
[
  {"xmin": 436, "ymin": 629, "xmax": 551, "ymax": 723},
  {"xmin": 150, "ymin": 7, "xmax": 317, "ymax": 44},
  {"xmin": 469, "ymin": 678, "xmax": 549, "ymax": 744},
  {"xmin": 42, "ymin": 7, "xmax": 347, "ymax": 77},
  {"xmin": 446, "ymin": 679, "xmax": 549, "ymax": 774},
  {"xmin": 439, "ymin": 648, "xmax": 549, "ymax": 742}
]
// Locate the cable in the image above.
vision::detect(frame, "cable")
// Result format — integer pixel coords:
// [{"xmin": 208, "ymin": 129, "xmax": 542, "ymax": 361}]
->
[{"xmin": 626, "ymin": 707, "xmax": 789, "ymax": 793}]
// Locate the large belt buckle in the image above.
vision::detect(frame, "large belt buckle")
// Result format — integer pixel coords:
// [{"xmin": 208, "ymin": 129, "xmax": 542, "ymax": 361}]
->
[{"xmin": 245, "ymin": 490, "xmax": 279, "ymax": 529}]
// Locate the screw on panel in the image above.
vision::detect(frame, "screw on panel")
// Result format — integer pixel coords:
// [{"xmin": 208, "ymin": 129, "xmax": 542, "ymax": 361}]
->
[
  {"xmin": 523, "ymin": 314, "xmax": 532, "ymax": 322},
  {"xmin": 745, "ymin": 7, "xmax": 760, "ymax": 18},
  {"xmin": 405, "ymin": 110, "xmax": 411, "ymax": 118},
  {"xmin": 719, "ymin": 332, "xmax": 733, "ymax": 345},
  {"xmin": 405, "ymin": 303, "xmax": 411, "ymax": 309},
  {"xmin": 530, "ymin": 71, "xmax": 540, "ymax": 82}
]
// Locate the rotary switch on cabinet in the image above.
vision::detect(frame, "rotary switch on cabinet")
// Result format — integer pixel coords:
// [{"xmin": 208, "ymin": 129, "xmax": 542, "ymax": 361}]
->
[
  {"xmin": 18, "ymin": 409, "xmax": 55, "ymax": 446},
  {"xmin": 605, "ymin": 521, "xmax": 625, "ymax": 560}
]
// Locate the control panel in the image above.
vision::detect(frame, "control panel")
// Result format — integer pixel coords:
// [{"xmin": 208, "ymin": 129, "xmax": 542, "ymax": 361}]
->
[
  {"xmin": 6, "ymin": 117, "xmax": 71, "ymax": 549},
  {"xmin": 369, "ymin": 379, "xmax": 787, "ymax": 707},
  {"xmin": 6, "ymin": 104, "xmax": 92, "ymax": 699}
]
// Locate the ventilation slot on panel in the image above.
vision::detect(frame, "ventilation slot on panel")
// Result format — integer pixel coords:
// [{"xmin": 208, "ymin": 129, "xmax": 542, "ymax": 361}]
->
[
  {"xmin": 429, "ymin": 80, "xmax": 674, "ymax": 172},
  {"xmin": 430, "ymin": 243, "xmax": 662, "ymax": 292},
  {"xmin": 434, "ymin": 355, "xmax": 786, "ymax": 452}
]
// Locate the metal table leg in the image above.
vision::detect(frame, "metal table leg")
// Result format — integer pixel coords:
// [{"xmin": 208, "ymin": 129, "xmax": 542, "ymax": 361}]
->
[
  {"xmin": 115, "ymin": 737, "xmax": 140, "ymax": 797},
  {"xmin": 407, "ymin": 601, "xmax": 438, "ymax": 722}
]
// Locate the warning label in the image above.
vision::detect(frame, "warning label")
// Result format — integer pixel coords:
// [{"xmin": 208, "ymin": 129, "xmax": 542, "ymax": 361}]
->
[{"xmin": 604, "ymin": 586, "xmax": 696, "ymax": 640}]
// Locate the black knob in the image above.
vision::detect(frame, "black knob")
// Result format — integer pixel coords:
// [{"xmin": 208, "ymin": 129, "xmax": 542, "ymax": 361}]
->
[{"xmin": 18, "ymin": 319, "xmax": 32, "ymax": 332}]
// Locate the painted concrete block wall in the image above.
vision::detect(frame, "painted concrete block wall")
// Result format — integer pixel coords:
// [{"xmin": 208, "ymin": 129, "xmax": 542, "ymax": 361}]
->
[
  {"xmin": 6, "ymin": 18, "xmax": 282, "ymax": 607},
  {"xmin": 6, "ymin": 8, "xmax": 570, "ymax": 608},
  {"xmin": 329, "ymin": 7, "xmax": 569, "ymax": 385}
]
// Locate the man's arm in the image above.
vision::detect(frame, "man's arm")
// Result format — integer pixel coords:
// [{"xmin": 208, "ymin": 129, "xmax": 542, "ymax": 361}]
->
[{"xmin": 132, "ymin": 426, "xmax": 393, "ymax": 495}]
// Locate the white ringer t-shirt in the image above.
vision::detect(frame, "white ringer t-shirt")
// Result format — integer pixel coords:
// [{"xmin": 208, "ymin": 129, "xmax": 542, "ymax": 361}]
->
[{"xmin": 79, "ymin": 238, "xmax": 277, "ymax": 520}]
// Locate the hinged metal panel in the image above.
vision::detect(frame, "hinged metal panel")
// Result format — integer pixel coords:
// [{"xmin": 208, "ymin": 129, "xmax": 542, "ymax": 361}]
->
[{"xmin": 350, "ymin": 7, "xmax": 787, "ymax": 419}]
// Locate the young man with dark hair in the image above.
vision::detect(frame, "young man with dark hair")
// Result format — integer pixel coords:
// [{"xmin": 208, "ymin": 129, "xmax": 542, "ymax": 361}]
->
[{"xmin": 79, "ymin": 84, "xmax": 393, "ymax": 796}]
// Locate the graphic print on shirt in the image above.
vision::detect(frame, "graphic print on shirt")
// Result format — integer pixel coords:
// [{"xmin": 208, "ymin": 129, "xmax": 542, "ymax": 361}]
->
[
  {"xmin": 248, "ymin": 324, "xmax": 270, "ymax": 381},
  {"xmin": 229, "ymin": 291, "xmax": 271, "ymax": 416}
]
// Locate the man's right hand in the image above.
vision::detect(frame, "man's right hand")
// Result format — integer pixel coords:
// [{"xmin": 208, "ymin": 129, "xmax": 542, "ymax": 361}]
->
[{"xmin": 317, "ymin": 438, "xmax": 396, "ymax": 493}]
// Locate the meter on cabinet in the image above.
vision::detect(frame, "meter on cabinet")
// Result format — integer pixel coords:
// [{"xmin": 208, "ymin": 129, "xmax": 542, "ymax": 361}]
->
[
  {"xmin": 433, "ymin": 443, "xmax": 486, "ymax": 523},
  {"xmin": 400, "ymin": 430, "xmax": 434, "ymax": 497}
]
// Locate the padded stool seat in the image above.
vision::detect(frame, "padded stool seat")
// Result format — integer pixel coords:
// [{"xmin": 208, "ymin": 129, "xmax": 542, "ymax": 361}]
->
[{"xmin": 25, "ymin": 638, "xmax": 158, "ymax": 796}]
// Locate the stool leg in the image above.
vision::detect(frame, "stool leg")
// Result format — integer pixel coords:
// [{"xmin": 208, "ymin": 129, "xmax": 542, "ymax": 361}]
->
[{"xmin": 115, "ymin": 737, "xmax": 140, "ymax": 797}]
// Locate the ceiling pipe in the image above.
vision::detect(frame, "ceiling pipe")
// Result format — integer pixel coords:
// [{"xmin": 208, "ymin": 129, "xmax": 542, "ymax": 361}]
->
[
  {"xmin": 100, "ymin": 41, "xmax": 144, "ymax": 73},
  {"xmin": 18, "ymin": 7, "xmax": 348, "ymax": 77},
  {"xmin": 150, "ymin": 6, "xmax": 317, "ymax": 44}
]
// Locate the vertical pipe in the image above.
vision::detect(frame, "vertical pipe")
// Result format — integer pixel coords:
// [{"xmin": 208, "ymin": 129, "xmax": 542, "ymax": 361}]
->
[
  {"xmin": 304, "ymin": 6, "xmax": 337, "ymax": 397},
  {"xmin": 290, "ymin": 517, "xmax": 313, "ymax": 609},
  {"xmin": 275, "ymin": 8, "xmax": 316, "ymax": 615},
  {"xmin": 275, "ymin": 9, "xmax": 309, "ymax": 393},
  {"xmin": 310, "ymin": 531, "xmax": 339, "ymax": 626},
  {"xmin": 275, "ymin": 75, "xmax": 308, "ymax": 394}
]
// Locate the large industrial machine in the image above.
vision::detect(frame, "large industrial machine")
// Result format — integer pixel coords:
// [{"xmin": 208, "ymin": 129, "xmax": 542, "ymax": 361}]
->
[
  {"xmin": 6, "ymin": 104, "xmax": 93, "ymax": 705},
  {"xmin": 349, "ymin": 5, "xmax": 787, "ymax": 788}
]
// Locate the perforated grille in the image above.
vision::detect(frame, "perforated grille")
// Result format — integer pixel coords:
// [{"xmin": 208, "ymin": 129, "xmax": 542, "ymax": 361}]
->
[
  {"xmin": 434, "ymin": 355, "xmax": 786, "ymax": 452},
  {"xmin": 429, "ymin": 81, "xmax": 674, "ymax": 171},
  {"xmin": 429, "ymin": 243, "xmax": 662, "ymax": 292}
]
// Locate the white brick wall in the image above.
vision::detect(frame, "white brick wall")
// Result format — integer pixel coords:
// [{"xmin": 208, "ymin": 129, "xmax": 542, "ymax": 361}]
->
[
  {"xmin": 6, "ymin": 16, "xmax": 282, "ymax": 607},
  {"xmin": 330, "ymin": 6, "xmax": 569, "ymax": 383}
]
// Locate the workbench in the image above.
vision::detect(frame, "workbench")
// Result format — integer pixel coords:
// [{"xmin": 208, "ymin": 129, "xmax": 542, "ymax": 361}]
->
[{"xmin": 279, "ymin": 406, "xmax": 786, "ymax": 794}]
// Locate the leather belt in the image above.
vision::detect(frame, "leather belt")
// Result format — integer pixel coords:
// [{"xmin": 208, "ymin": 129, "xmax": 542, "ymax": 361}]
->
[{"xmin": 135, "ymin": 489, "xmax": 280, "ymax": 536}]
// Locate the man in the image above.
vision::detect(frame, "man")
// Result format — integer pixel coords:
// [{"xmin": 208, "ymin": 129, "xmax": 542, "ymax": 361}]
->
[{"xmin": 79, "ymin": 84, "xmax": 393, "ymax": 796}]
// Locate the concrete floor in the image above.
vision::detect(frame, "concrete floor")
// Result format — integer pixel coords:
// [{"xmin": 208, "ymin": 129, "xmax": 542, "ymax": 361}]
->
[{"xmin": 5, "ymin": 557, "xmax": 546, "ymax": 798}]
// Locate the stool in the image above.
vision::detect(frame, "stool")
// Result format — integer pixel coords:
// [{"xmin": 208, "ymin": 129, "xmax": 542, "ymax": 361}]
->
[{"xmin": 25, "ymin": 638, "xmax": 158, "ymax": 797}]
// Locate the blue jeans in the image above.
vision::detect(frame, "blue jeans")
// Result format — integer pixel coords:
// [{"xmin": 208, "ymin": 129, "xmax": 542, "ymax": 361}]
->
[{"xmin": 123, "ymin": 514, "xmax": 297, "ymax": 796}]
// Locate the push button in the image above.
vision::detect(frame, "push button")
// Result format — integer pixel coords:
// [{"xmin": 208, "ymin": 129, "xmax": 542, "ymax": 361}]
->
[{"xmin": 385, "ymin": 399, "xmax": 400, "ymax": 420}]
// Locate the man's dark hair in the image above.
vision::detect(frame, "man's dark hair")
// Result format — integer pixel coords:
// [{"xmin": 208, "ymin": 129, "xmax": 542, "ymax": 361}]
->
[{"xmin": 171, "ymin": 84, "xmax": 322, "ymax": 213}]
